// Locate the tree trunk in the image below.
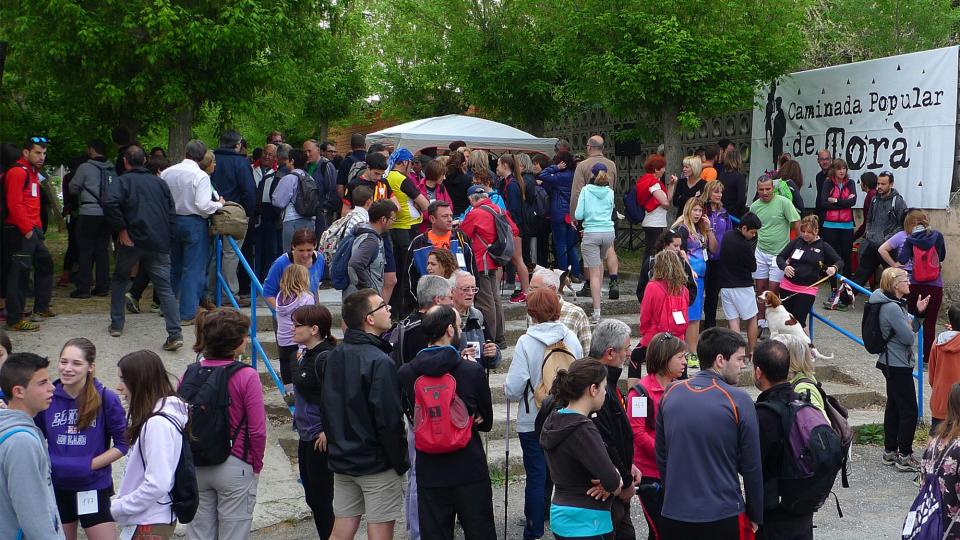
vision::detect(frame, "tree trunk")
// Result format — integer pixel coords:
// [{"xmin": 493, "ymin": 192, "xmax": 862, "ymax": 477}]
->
[
  {"xmin": 660, "ymin": 103, "xmax": 682, "ymax": 176},
  {"xmin": 167, "ymin": 106, "xmax": 195, "ymax": 163},
  {"xmin": 319, "ymin": 120, "xmax": 329, "ymax": 142}
]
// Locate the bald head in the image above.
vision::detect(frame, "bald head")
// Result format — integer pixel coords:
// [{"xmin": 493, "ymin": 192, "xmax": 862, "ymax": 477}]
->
[{"xmin": 587, "ymin": 136, "xmax": 605, "ymax": 155}]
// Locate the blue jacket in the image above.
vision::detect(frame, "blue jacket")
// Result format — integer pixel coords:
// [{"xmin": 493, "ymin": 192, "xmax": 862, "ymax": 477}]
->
[
  {"xmin": 263, "ymin": 252, "xmax": 326, "ymax": 299},
  {"xmin": 502, "ymin": 174, "xmax": 525, "ymax": 233},
  {"xmin": 538, "ymin": 165, "xmax": 574, "ymax": 224},
  {"xmin": 35, "ymin": 379, "xmax": 129, "ymax": 491},
  {"xmin": 212, "ymin": 149, "xmax": 256, "ymax": 215}
]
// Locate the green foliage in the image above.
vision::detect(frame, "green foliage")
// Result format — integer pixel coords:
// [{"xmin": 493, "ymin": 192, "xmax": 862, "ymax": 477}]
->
[{"xmin": 804, "ymin": 0, "xmax": 960, "ymax": 69}]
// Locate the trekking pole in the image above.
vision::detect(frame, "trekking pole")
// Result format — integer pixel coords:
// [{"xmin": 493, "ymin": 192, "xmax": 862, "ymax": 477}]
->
[{"xmin": 503, "ymin": 399, "xmax": 511, "ymax": 540}]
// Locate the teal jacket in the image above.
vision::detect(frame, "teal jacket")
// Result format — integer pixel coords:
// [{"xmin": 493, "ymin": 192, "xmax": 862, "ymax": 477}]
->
[{"xmin": 574, "ymin": 184, "xmax": 614, "ymax": 233}]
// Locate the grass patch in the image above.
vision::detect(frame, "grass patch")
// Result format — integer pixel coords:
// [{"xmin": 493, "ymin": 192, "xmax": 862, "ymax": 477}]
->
[{"xmin": 854, "ymin": 422, "xmax": 931, "ymax": 447}]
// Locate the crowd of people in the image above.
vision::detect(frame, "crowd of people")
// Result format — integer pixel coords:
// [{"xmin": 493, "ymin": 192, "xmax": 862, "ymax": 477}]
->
[{"xmin": 0, "ymin": 128, "xmax": 958, "ymax": 539}]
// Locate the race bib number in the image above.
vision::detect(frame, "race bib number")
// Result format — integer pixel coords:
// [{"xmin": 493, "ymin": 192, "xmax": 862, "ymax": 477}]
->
[
  {"xmin": 31, "ymin": 183, "xmax": 38, "ymax": 197},
  {"xmin": 77, "ymin": 490, "xmax": 98, "ymax": 515},
  {"xmin": 792, "ymin": 249, "xmax": 803, "ymax": 260},
  {"xmin": 631, "ymin": 396, "xmax": 647, "ymax": 418},
  {"xmin": 456, "ymin": 252, "xmax": 466, "ymax": 268},
  {"xmin": 672, "ymin": 311, "xmax": 685, "ymax": 325}
]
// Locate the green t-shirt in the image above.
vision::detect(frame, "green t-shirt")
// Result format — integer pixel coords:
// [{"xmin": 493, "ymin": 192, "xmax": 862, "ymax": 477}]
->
[{"xmin": 750, "ymin": 195, "xmax": 800, "ymax": 254}]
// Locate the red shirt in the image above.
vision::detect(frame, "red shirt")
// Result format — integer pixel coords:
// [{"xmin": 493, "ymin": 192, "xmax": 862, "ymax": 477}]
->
[
  {"xmin": 460, "ymin": 199, "xmax": 519, "ymax": 272},
  {"xmin": 629, "ymin": 373, "xmax": 667, "ymax": 479},
  {"xmin": 3, "ymin": 157, "xmax": 42, "ymax": 235},
  {"xmin": 639, "ymin": 280, "xmax": 689, "ymax": 347}
]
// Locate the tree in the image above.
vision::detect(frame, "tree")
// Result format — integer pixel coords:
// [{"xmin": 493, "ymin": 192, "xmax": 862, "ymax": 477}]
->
[{"xmin": 554, "ymin": 0, "xmax": 809, "ymax": 171}]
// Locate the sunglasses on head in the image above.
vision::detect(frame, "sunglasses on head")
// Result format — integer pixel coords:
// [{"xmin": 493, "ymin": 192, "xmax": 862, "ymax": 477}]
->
[{"xmin": 31, "ymin": 136, "xmax": 49, "ymax": 144}]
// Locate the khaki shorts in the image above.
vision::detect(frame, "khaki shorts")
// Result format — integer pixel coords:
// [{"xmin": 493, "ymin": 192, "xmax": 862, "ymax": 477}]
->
[{"xmin": 333, "ymin": 469, "xmax": 404, "ymax": 523}]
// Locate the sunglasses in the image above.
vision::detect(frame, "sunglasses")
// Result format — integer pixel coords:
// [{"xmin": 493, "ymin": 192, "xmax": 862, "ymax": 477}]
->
[{"xmin": 31, "ymin": 136, "xmax": 50, "ymax": 144}]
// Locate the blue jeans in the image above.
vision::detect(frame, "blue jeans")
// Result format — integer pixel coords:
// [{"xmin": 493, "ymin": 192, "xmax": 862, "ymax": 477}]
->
[
  {"xmin": 254, "ymin": 220, "xmax": 282, "ymax": 282},
  {"xmin": 551, "ymin": 222, "xmax": 582, "ymax": 278},
  {"xmin": 171, "ymin": 215, "xmax": 209, "ymax": 320},
  {"xmin": 518, "ymin": 430, "xmax": 546, "ymax": 539}
]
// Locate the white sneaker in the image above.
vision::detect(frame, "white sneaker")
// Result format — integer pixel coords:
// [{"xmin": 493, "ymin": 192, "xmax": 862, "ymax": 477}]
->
[
  {"xmin": 590, "ymin": 312, "xmax": 601, "ymax": 325},
  {"xmin": 758, "ymin": 318, "xmax": 768, "ymax": 329}
]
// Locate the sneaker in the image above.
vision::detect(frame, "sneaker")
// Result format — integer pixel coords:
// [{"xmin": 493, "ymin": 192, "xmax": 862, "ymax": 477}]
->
[
  {"xmin": 125, "ymin": 293, "xmax": 141, "ymax": 314},
  {"xmin": 608, "ymin": 281, "xmax": 620, "ymax": 300},
  {"xmin": 162, "ymin": 336, "xmax": 184, "ymax": 351},
  {"xmin": 57, "ymin": 272, "xmax": 71, "ymax": 287},
  {"xmin": 69, "ymin": 290, "xmax": 91, "ymax": 299},
  {"xmin": 758, "ymin": 318, "xmax": 768, "ymax": 329},
  {"xmin": 109, "ymin": 326, "xmax": 122, "ymax": 337},
  {"xmin": 686, "ymin": 352, "xmax": 700, "ymax": 369},
  {"xmin": 91, "ymin": 289, "xmax": 110, "ymax": 297},
  {"xmin": 31, "ymin": 309, "xmax": 56, "ymax": 320},
  {"xmin": 896, "ymin": 453, "xmax": 921, "ymax": 473},
  {"xmin": 833, "ymin": 303, "xmax": 850, "ymax": 312},
  {"xmin": 181, "ymin": 317, "xmax": 195, "ymax": 326},
  {"xmin": 238, "ymin": 296, "xmax": 252, "ymax": 308},
  {"xmin": 510, "ymin": 290, "xmax": 527, "ymax": 304},
  {"xmin": 590, "ymin": 312, "xmax": 601, "ymax": 325},
  {"xmin": 150, "ymin": 302, "xmax": 161, "ymax": 314},
  {"xmin": 881, "ymin": 450, "xmax": 898, "ymax": 466},
  {"xmin": 7, "ymin": 319, "xmax": 39, "ymax": 332},
  {"xmin": 576, "ymin": 284, "xmax": 592, "ymax": 298}
]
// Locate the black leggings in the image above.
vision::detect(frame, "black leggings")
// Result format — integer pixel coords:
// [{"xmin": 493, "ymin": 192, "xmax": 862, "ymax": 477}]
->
[
  {"xmin": 660, "ymin": 515, "xmax": 740, "ymax": 540},
  {"xmin": 642, "ymin": 227, "xmax": 663, "ymax": 265},
  {"xmin": 820, "ymin": 227, "xmax": 853, "ymax": 290},
  {"xmin": 298, "ymin": 438, "xmax": 334, "ymax": 539},
  {"xmin": 782, "ymin": 293, "xmax": 815, "ymax": 328},
  {"xmin": 278, "ymin": 344, "xmax": 298, "ymax": 385},
  {"xmin": 878, "ymin": 362, "xmax": 918, "ymax": 456},
  {"xmin": 637, "ymin": 477, "xmax": 664, "ymax": 540},
  {"xmin": 703, "ymin": 260, "xmax": 722, "ymax": 329}
]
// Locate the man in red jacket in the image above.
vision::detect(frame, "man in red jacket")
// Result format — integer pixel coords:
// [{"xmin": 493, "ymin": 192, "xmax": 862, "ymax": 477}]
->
[
  {"xmin": 460, "ymin": 184, "xmax": 519, "ymax": 349},
  {"xmin": 3, "ymin": 137, "xmax": 55, "ymax": 331}
]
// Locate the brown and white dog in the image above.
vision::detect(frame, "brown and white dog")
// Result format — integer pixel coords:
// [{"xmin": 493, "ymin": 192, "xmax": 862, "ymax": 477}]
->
[
  {"xmin": 758, "ymin": 290, "xmax": 835, "ymax": 360},
  {"xmin": 532, "ymin": 264, "xmax": 575, "ymax": 296}
]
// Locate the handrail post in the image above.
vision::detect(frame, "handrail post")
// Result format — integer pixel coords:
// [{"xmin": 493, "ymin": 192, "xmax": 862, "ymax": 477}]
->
[
  {"xmin": 917, "ymin": 325, "xmax": 924, "ymax": 421},
  {"xmin": 808, "ymin": 310, "xmax": 815, "ymax": 341},
  {"xmin": 250, "ymin": 280, "xmax": 258, "ymax": 369},
  {"xmin": 215, "ymin": 236, "xmax": 223, "ymax": 307}
]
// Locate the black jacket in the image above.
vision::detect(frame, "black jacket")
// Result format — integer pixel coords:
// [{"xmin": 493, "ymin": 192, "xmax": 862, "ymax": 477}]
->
[
  {"xmin": 717, "ymin": 229, "xmax": 758, "ymax": 288},
  {"xmin": 212, "ymin": 148, "xmax": 256, "ymax": 215},
  {"xmin": 756, "ymin": 382, "xmax": 802, "ymax": 516},
  {"xmin": 776, "ymin": 236, "xmax": 842, "ymax": 286},
  {"xmin": 104, "ymin": 167, "xmax": 176, "ymax": 253},
  {"xmin": 718, "ymin": 170, "xmax": 747, "ymax": 218},
  {"xmin": 592, "ymin": 365, "xmax": 635, "ymax": 486},
  {"xmin": 636, "ymin": 252, "xmax": 697, "ymax": 302},
  {"xmin": 292, "ymin": 340, "xmax": 335, "ymax": 404},
  {"xmin": 320, "ymin": 329, "xmax": 409, "ymax": 476},
  {"xmin": 398, "ymin": 345, "xmax": 493, "ymax": 488}
]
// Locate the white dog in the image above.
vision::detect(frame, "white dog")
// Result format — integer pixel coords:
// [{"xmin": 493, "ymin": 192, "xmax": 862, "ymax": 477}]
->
[{"xmin": 758, "ymin": 290, "xmax": 835, "ymax": 360}]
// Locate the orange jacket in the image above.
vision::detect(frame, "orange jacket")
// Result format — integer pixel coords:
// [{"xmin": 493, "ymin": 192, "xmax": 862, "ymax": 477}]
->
[{"xmin": 928, "ymin": 331, "xmax": 960, "ymax": 419}]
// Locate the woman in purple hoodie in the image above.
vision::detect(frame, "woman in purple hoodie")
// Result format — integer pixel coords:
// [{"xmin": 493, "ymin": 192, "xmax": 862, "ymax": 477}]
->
[{"xmin": 36, "ymin": 337, "xmax": 128, "ymax": 540}]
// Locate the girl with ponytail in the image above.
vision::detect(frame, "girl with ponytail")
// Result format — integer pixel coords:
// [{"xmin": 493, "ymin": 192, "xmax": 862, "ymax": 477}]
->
[
  {"xmin": 37, "ymin": 337, "xmax": 128, "ymax": 540},
  {"xmin": 539, "ymin": 358, "xmax": 623, "ymax": 539}
]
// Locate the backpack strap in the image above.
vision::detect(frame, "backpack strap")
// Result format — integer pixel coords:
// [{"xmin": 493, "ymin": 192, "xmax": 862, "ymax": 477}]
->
[{"xmin": 0, "ymin": 427, "xmax": 39, "ymax": 446}]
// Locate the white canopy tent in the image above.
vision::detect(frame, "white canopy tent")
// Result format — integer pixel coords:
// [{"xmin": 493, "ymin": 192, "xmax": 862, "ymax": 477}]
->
[{"xmin": 365, "ymin": 114, "xmax": 557, "ymax": 155}]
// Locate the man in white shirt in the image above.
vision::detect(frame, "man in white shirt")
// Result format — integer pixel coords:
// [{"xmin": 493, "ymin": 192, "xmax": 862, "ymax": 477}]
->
[{"xmin": 161, "ymin": 139, "xmax": 223, "ymax": 323}]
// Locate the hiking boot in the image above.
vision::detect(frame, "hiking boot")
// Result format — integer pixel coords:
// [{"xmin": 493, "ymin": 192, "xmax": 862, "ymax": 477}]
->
[
  {"xmin": 125, "ymin": 293, "xmax": 141, "ymax": 314},
  {"xmin": 162, "ymin": 336, "xmax": 184, "ymax": 351},
  {"xmin": 181, "ymin": 317, "xmax": 195, "ymax": 326},
  {"xmin": 31, "ymin": 309, "xmax": 57, "ymax": 321},
  {"xmin": 576, "ymin": 284, "xmax": 592, "ymax": 298},
  {"xmin": 881, "ymin": 450, "xmax": 898, "ymax": 466},
  {"xmin": 590, "ymin": 312, "xmax": 601, "ymax": 325},
  {"xmin": 91, "ymin": 289, "xmax": 110, "ymax": 297},
  {"xmin": 896, "ymin": 453, "xmax": 921, "ymax": 473},
  {"xmin": 686, "ymin": 353, "xmax": 700, "ymax": 369},
  {"xmin": 510, "ymin": 290, "xmax": 527, "ymax": 304},
  {"xmin": 69, "ymin": 290, "xmax": 91, "ymax": 299},
  {"xmin": 109, "ymin": 326, "xmax": 122, "ymax": 337},
  {"xmin": 8, "ymin": 319, "xmax": 39, "ymax": 332},
  {"xmin": 608, "ymin": 281, "xmax": 620, "ymax": 300}
]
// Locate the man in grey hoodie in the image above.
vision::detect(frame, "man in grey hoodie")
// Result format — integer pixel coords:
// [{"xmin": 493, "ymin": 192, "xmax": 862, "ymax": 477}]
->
[
  {"xmin": 0, "ymin": 352, "xmax": 64, "ymax": 539},
  {"xmin": 68, "ymin": 139, "xmax": 116, "ymax": 298},
  {"xmin": 854, "ymin": 172, "xmax": 906, "ymax": 288}
]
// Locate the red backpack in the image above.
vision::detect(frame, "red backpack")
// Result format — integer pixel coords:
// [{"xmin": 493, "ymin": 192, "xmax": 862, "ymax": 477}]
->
[
  {"xmin": 413, "ymin": 372, "xmax": 472, "ymax": 453},
  {"xmin": 912, "ymin": 243, "xmax": 941, "ymax": 282}
]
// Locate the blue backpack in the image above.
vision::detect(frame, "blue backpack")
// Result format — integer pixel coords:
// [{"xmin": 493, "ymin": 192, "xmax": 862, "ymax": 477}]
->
[
  {"xmin": 903, "ymin": 440, "xmax": 959, "ymax": 539},
  {"xmin": 623, "ymin": 184, "xmax": 646, "ymax": 224},
  {"xmin": 330, "ymin": 228, "xmax": 377, "ymax": 290}
]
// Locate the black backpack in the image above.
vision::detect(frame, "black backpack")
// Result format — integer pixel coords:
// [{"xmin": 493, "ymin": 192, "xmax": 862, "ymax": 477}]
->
[
  {"xmin": 291, "ymin": 170, "xmax": 320, "ymax": 217},
  {"xmin": 140, "ymin": 411, "xmax": 199, "ymax": 524},
  {"xmin": 476, "ymin": 205, "xmax": 515, "ymax": 266},
  {"xmin": 178, "ymin": 361, "xmax": 252, "ymax": 466},
  {"xmin": 862, "ymin": 297, "xmax": 895, "ymax": 355},
  {"xmin": 315, "ymin": 159, "xmax": 340, "ymax": 213}
]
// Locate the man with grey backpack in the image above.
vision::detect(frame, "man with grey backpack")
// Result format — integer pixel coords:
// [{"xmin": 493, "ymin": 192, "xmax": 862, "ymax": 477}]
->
[
  {"xmin": 67, "ymin": 138, "xmax": 115, "ymax": 299},
  {"xmin": 460, "ymin": 185, "xmax": 519, "ymax": 349}
]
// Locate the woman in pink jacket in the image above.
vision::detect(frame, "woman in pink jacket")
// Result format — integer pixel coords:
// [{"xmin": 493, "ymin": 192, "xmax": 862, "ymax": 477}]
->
[
  {"xmin": 628, "ymin": 332, "xmax": 687, "ymax": 540},
  {"xmin": 415, "ymin": 160, "xmax": 453, "ymax": 233}
]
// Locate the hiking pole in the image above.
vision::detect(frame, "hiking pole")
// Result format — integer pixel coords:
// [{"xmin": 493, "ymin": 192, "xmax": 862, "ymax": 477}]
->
[{"xmin": 503, "ymin": 399, "xmax": 511, "ymax": 540}]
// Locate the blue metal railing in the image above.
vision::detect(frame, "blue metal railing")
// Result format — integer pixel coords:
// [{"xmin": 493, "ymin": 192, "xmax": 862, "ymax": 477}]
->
[
  {"xmin": 808, "ymin": 273, "xmax": 925, "ymax": 420},
  {"xmin": 214, "ymin": 236, "xmax": 289, "ymax": 412}
]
